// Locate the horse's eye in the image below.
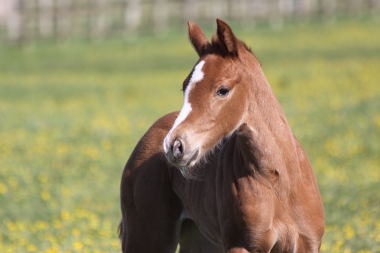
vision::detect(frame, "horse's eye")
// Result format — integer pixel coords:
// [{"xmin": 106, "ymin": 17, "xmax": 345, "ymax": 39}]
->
[{"xmin": 216, "ymin": 88, "xmax": 229, "ymax": 97}]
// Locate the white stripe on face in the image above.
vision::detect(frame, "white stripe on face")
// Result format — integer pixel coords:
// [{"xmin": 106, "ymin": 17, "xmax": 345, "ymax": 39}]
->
[{"xmin": 164, "ymin": 60, "xmax": 206, "ymax": 152}]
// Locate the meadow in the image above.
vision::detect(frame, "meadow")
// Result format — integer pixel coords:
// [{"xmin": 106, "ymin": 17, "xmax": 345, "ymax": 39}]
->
[{"xmin": 0, "ymin": 17, "xmax": 379, "ymax": 252}]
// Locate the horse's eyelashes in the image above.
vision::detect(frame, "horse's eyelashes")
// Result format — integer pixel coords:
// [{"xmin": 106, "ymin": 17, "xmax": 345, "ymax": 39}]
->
[{"xmin": 216, "ymin": 88, "xmax": 230, "ymax": 97}]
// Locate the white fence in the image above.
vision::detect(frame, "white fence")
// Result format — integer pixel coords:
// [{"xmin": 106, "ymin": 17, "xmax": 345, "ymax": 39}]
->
[{"xmin": 0, "ymin": 0, "xmax": 379, "ymax": 43}]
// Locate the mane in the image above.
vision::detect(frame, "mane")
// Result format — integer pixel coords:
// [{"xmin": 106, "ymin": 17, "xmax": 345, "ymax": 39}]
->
[
  {"xmin": 201, "ymin": 33, "xmax": 262, "ymax": 67},
  {"xmin": 204, "ymin": 33, "xmax": 253, "ymax": 57}
]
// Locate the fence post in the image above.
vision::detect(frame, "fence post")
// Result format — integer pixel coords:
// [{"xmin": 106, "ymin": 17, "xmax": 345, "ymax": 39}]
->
[
  {"xmin": 0, "ymin": 0, "xmax": 7, "ymax": 26},
  {"xmin": 3, "ymin": 0, "xmax": 380, "ymax": 44},
  {"xmin": 321, "ymin": 0, "xmax": 337, "ymax": 19},
  {"xmin": 125, "ymin": 0, "xmax": 141, "ymax": 33},
  {"xmin": 370, "ymin": 0, "xmax": 380, "ymax": 13},
  {"xmin": 347, "ymin": 0, "xmax": 362, "ymax": 14},
  {"xmin": 211, "ymin": 0, "xmax": 227, "ymax": 19},
  {"xmin": 55, "ymin": 0, "xmax": 72, "ymax": 39},
  {"xmin": 183, "ymin": 0, "xmax": 198, "ymax": 22},
  {"xmin": 93, "ymin": 0, "xmax": 108, "ymax": 39},
  {"xmin": 38, "ymin": 0, "xmax": 54, "ymax": 38},
  {"xmin": 278, "ymin": 0, "xmax": 294, "ymax": 18},
  {"xmin": 153, "ymin": 0, "xmax": 168, "ymax": 34},
  {"xmin": 271, "ymin": 0, "xmax": 284, "ymax": 26},
  {"xmin": 231, "ymin": 0, "xmax": 247, "ymax": 22},
  {"xmin": 7, "ymin": 0, "xmax": 24, "ymax": 43},
  {"xmin": 252, "ymin": 0, "xmax": 272, "ymax": 20}
]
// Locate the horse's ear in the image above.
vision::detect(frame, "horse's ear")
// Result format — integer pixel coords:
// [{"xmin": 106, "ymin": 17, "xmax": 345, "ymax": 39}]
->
[
  {"xmin": 188, "ymin": 21, "xmax": 211, "ymax": 57},
  {"xmin": 215, "ymin": 18, "xmax": 238, "ymax": 55}
]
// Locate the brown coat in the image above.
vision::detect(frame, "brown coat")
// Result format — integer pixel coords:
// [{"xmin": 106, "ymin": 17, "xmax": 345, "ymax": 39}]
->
[{"xmin": 120, "ymin": 19, "xmax": 324, "ymax": 253}]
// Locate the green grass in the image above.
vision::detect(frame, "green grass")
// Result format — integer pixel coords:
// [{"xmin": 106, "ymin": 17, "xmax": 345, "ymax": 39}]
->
[{"xmin": 0, "ymin": 17, "xmax": 380, "ymax": 252}]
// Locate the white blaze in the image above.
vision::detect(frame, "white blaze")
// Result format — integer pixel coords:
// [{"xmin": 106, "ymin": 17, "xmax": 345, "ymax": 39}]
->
[{"xmin": 163, "ymin": 60, "xmax": 206, "ymax": 152}]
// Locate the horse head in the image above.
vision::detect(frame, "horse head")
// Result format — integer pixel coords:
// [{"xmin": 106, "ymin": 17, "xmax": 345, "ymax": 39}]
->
[{"xmin": 163, "ymin": 19, "xmax": 274, "ymax": 173}]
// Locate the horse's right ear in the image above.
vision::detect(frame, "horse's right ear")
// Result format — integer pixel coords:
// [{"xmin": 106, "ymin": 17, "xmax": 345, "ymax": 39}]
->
[{"xmin": 188, "ymin": 21, "xmax": 211, "ymax": 57}]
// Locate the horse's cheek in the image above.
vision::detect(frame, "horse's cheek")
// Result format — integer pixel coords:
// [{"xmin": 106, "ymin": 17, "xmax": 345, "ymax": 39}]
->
[{"xmin": 229, "ymin": 90, "xmax": 246, "ymax": 126}]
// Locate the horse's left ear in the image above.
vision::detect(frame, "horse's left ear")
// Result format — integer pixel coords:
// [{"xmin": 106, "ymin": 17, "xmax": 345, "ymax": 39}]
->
[
  {"xmin": 216, "ymin": 18, "xmax": 239, "ymax": 55},
  {"xmin": 188, "ymin": 21, "xmax": 211, "ymax": 57}
]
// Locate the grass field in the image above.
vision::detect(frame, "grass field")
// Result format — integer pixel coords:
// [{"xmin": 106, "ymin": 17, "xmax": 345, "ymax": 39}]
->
[{"xmin": 0, "ymin": 17, "xmax": 379, "ymax": 252}]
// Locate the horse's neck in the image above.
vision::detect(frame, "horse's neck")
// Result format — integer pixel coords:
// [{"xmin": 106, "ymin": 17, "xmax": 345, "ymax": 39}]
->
[{"xmin": 235, "ymin": 75, "xmax": 301, "ymax": 193}]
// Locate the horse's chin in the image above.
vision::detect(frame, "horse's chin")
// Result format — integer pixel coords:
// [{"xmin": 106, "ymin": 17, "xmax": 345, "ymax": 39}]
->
[{"xmin": 165, "ymin": 149, "xmax": 199, "ymax": 168}]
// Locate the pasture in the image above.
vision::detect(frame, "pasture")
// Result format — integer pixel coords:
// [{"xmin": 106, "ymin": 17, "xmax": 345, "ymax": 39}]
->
[{"xmin": 0, "ymin": 17, "xmax": 379, "ymax": 252}]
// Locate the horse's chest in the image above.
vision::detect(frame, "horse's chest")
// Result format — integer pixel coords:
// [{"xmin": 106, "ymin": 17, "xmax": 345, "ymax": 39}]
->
[{"xmin": 171, "ymin": 169, "xmax": 223, "ymax": 244}]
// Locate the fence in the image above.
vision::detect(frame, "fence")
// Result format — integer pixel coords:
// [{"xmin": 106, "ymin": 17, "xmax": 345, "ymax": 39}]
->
[{"xmin": 0, "ymin": 0, "xmax": 379, "ymax": 43}]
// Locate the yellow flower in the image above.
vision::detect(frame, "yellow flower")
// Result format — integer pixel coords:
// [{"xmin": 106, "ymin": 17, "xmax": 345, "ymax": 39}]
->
[
  {"xmin": 46, "ymin": 248, "xmax": 58, "ymax": 253},
  {"xmin": 36, "ymin": 221, "xmax": 48, "ymax": 230},
  {"xmin": 376, "ymin": 233, "xmax": 380, "ymax": 242},
  {"xmin": 38, "ymin": 173, "xmax": 48, "ymax": 183},
  {"xmin": 27, "ymin": 244, "xmax": 37, "ymax": 252},
  {"xmin": 0, "ymin": 183, "xmax": 7, "ymax": 194},
  {"xmin": 375, "ymin": 116, "xmax": 380, "ymax": 128},
  {"xmin": 53, "ymin": 219, "xmax": 62, "ymax": 229},
  {"xmin": 111, "ymin": 239, "xmax": 120, "ymax": 249},
  {"xmin": 57, "ymin": 144, "xmax": 68, "ymax": 154},
  {"xmin": 101, "ymin": 139, "xmax": 112, "ymax": 150},
  {"xmin": 73, "ymin": 241, "xmax": 83, "ymax": 250},
  {"xmin": 41, "ymin": 190, "xmax": 51, "ymax": 200},
  {"xmin": 62, "ymin": 187, "xmax": 71, "ymax": 197},
  {"xmin": 343, "ymin": 225, "xmax": 355, "ymax": 240},
  {"xmin": 8, "ymin": 177, "xmax": 18, "ymax": 188},
  {"xmin": 72, "ymin": 228, "xmax": 81, "ymax": 236},
  {"xmin": 6, "ymin": 221, "xmax": 16, "ymax": 231},
  {"xmin": 61, "ymin": 211, "xmax": 70, "ymax": 221}
]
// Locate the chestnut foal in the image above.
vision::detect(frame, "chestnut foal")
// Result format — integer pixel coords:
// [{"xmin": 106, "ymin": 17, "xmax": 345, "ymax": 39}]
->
[{"xmin": 119, "ymin": 19, "xmax": 324, "ymax": 253}]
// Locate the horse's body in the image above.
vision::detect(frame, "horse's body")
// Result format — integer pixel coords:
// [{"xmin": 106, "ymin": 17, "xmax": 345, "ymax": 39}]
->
[{"xmin": 119, "ymin": 19, "xmax": 324, "ymax": 253}]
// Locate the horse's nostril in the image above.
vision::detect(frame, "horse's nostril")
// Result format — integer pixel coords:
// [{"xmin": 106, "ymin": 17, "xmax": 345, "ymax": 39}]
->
[{"xmin": 173, "ymin": 139, "xmax": 184, "ymax": 159}]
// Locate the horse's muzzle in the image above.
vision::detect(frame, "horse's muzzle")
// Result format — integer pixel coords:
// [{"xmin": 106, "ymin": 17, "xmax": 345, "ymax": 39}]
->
[{"xmin": 164, "ymin": 138, "xmax": 199, "ymax": 168}]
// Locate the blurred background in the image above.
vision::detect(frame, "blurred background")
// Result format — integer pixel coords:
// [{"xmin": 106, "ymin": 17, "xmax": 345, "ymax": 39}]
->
[
  {"xmin": 1, "ymin": 0, "xmax": 380, "ymax": 42},
  {"xmin": 0, "ymin": 0, "xmax": 379, "ymax": 252}
]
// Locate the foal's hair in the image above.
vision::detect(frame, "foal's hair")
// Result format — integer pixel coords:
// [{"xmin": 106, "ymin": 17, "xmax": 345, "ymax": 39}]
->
[{"xmin": 205, "ymin": 33, "xmax": 252, "ymax": 57}]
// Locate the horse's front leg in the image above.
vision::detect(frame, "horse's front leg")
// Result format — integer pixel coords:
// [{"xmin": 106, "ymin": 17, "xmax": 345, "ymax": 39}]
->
[{"xmin": 179, "ymin": 219, "xmax": 223, "ymax": 253}]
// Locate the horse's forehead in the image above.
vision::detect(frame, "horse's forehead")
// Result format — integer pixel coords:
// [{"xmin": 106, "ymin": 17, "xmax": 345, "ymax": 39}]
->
[
  {"xmin": 202, "ymin": 55, "xmax": 227, "ymax": 69},
  {"xmin": 199, "ymin": 55, "xmax": 233, "ymax": 78},
  {"xmin": 184, "ymin": 55, "xmax": 237, "ymax": 92},
  {"xmin": 185, "ymin": 60, "xmax": 203, "ymax": 88},
  {"xmin": 189, "ymin": 60, "xmax": 215, "ymax": 88}
]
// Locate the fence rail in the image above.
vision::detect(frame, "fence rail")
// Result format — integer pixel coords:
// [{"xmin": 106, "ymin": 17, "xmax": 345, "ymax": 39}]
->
[{"xmin": 0, "ymin": 0, "xmax": 379, "ymax": 43}]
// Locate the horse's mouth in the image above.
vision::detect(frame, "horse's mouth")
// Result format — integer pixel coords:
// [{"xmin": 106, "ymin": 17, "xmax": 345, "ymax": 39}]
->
[{"xmin": 165, "ymin": 148, "xmax": 199, "ymax": 168}]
